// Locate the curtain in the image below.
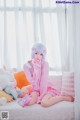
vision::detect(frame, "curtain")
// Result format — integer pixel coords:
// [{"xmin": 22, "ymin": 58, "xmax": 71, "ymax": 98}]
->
[
  {"xmin": 73, "ymin": 4, "xmax": 80, "ymax": 120},
  {"xmin": 57, "ymin": 2, "xmax": 80, "ymax": 119},
  {"xmin": 0, "ymin": 0, "xmax": 61, "ymax": 71},
  {"xmin": 0, "ymin": 0, "xmax": 80, "ymax": 119},
  {"xmin": 57, "ymin": 4, "xmax": 68, "ymax": 71}
]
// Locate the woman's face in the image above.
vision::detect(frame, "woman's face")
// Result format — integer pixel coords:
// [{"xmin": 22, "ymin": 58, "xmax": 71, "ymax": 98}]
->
[{"xmin": 34, "ymin": 52, "xmax": 43, "ymax": 61}]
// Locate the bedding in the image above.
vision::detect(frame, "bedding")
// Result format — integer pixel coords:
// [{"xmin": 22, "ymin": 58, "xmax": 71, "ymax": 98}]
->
[
  {"xmin": 0, "ymin": 71, "xmax": 75, "ymax": 120},
  {"xmin": 0, "ymin": 101, "xmax": 74, "ymax": 120}
]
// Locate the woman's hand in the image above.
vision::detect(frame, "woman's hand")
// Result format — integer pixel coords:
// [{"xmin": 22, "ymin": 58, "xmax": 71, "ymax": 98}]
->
[
  {"xmin": 32, "ymin": 58, "xmax": 41, "ymax": 68},
  {"xmin": 31, "ymin": 59, "xmax": 42, "ymax": 76}
]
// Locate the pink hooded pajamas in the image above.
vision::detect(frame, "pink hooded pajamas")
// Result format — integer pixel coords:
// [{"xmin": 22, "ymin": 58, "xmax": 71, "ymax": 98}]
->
[{"xmin": 23, "ymin": 43, "xmax": 60, "ymax": 101}]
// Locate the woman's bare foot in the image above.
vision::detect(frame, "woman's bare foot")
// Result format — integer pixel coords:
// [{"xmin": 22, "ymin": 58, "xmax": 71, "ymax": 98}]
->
[{"xmin": 63, "ymin": 96, "xmax": 74, "ymax": 102}]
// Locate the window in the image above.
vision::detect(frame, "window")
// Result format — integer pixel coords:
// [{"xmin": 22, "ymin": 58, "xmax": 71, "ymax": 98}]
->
[{"xmin": 0, "ymin": 0, "xmax": 64, "ymax": 71}]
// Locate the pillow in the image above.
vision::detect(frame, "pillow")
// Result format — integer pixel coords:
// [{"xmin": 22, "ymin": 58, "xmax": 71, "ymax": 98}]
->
[
  {"xmin": 14, "ymin": 71, "xmax": 31, "ymax": 89},
  {"xmin": 0, "ymin": 90, "xmax": 13, "ymax": 102},
  {"xmin": 61, "ymin": 72, "xmax": 75, "ymax": 98}
]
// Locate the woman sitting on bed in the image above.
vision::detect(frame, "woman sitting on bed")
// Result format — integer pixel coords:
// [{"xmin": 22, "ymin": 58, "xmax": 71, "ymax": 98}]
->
[{"xmin": 18, "ymin": 43, "xmax": 74, "ymax": 107}]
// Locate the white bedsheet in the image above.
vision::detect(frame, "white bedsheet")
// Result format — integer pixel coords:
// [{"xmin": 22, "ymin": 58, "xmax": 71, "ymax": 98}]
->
[{"xmin": 0, "ymin": 101, "xmax": 74, "ymax": 120}]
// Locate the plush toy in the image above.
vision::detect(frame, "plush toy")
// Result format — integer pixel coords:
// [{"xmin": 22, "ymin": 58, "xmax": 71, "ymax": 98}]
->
[
  {"xmin": 17, "ymin": 85, "xmax": 33, "ymax": 98},
  {"xmin": 0, "ymin": 97, "xmax": 7, "ymax": 106},
  {"xmin": 14, "ymin": 71, "xmax": 31, "ymax": 89},
  {"xmin": 5, "ymin": 86, "xmax": 22, "ymax": 100},
  {"xmin": 0, "ymin": 87, "xmax": 7, "ymax": 105},
  {"xmin": 21, "ymin": 85, "xmax": 33, "ymax": 95},
  {"xmin": 0, "ymin": 90, "xmax": 13, "ymax": 103},
  {"xmin": 0, "ymin": 69, "xmax": 22, "ymax": 99}
]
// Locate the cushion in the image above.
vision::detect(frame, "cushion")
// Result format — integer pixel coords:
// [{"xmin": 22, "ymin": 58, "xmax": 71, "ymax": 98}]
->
[
  {"xmin": 0, "ymin": 90, "xmax": 13, "ymax": 102},
  {"xmin": 14, "ymin": 71, "xmax": 31, "ymax": 89},
  {"xmin": 61, "ymin": 72, "xmax": 75, "ymax": 98}
]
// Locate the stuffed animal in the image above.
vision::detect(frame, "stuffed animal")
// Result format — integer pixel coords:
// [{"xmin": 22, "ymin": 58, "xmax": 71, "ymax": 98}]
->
[
  {"xmin": 0, "ymin": 97, "xmax": 7, "ymax": 106},
  {"xmin": 0, "ymin": 69, "xmax": 16, "ymax": 89},
  {"xmin": 0, "ymin": 69, "xmax": 22, "ymax": 99},
  {"xmin": 5, "ymin": 86, "xmax": 22, "ymax": 100},
  {"xmin": 17, "ymin": 85, "xmax": 33, "ymax": 98},
  {"xmin": 0, "ymin": 90, "xmax": 13, "ymax": 103},
  {"xmin": 21, "ymin": 85, "xmax": 33, "ymax": 95},
  {"xmin": 14, "ymin": 71, "xmax": 31, "ymax": 89}
]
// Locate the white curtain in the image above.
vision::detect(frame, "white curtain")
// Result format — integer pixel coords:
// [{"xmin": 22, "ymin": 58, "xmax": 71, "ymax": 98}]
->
[
  {"xmin": 73, "ymin": 4, "xmax": 80, "ymax": 120},
  {"xmin": 0, "ymin": 0, "xmax": 80, "ymax": 119},
  {"xmin": 0, "ymin": 0, "xmax": 61, "ymax": 71},
  {"xmin": 57, "ymin": 2, "xmax": 80, "ymax": 120}
]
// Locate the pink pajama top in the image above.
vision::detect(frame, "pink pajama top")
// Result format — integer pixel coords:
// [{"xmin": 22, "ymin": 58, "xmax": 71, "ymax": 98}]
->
[{"xmin": 23, "ymin": 60, "xmax": 60, "ymax": 100}]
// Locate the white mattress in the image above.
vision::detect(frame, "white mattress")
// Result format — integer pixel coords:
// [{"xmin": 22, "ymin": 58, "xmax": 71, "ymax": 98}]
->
[{"xmin": 0, "ymin": 101, "xmax": 74, "ymax": 120}]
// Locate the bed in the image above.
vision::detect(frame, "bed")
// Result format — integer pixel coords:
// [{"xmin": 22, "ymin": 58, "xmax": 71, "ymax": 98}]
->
[
  {"xmin": 0, "ymin": 100, "xmax": 74, "ymax": 120},
  {"xmin": 0, "ymin": 71, "xmax": 75, "ymax": 120}
]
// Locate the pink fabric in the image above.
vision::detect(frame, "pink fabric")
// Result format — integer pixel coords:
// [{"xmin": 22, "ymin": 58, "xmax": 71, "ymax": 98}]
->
[
  {"xmin": 18, "ymin": 94, "xmax": 31, "ymax": 107},
  {"xmin": 47, "ymin": 78, "xmax": 61, "ymax": 96},
  {"xmin": 61, "ymin": 72, "xmax": 75, "ymax": 98},
  {"xmin": 23, "ymin": 59, "xmax": 60, "ymax": 100},
  {"xmin": 49, "ymin": 76, "xmax": 62, "ymax": 92}
]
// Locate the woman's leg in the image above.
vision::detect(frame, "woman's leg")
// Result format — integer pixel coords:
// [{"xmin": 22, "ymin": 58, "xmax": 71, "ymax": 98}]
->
[
  {"xmin": 41, "ymin": 94, "xmax": 74, "ymax": 107},
  {"xmin": 28, "ymin": 92, "xmax": 39, "ymax": 105}
]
